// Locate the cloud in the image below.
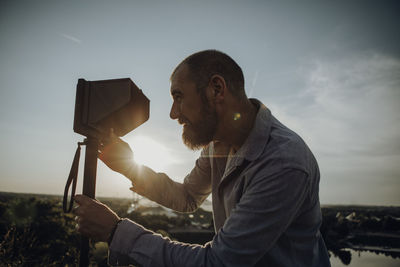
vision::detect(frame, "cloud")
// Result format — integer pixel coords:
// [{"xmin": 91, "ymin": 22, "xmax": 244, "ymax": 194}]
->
[
  {"xmin": 248, "ymin": 70, "xmax": 259, "ymax": 98},
  {"xmin": 59, "ymin": 33, "xmax": 82, "ymax": 44},
  {"xmin": 267, "ymin": 52, "xmax": 400, "ymax": 204},
  {"xmin": 305, "ymin": 53, "xmax": 400, "ymax": 157}
]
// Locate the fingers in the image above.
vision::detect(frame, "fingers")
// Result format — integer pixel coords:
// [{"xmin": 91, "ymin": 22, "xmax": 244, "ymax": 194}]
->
[
  {"xmin": 99, "ymin": 128, "xmax": 126, "ymax": 154},
  {"xmin": 73, "ymin": 194, "xmax": 94, "ymax": 216},
  {"xmin": 107, "ymin": 128, "xmax": 119, "ymax": 143},
  {"xmin": 75, "ymin": 217, "xmax": 89, "ymax": 237},
  {"xmin": 110, "ymin": 128, "xmax": 117, "ymax": 140},
  {"xmin": 73, "ymin": 196, "xmax": 98, "ymax": 235},
  {"xmin": 99, "ymin": 128, "xmax": 118, "ymax": 148},
  {"xmin": 74, "ymin": 194, "xmax": 91, "ymax": 205},
  {"xmin": 73, "ymin": 197, "xmax": 120, "ymax": 242}
]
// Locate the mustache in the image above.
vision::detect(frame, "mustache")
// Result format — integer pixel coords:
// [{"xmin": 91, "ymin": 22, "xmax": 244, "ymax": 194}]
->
[{"xmin": 178, "ymin": 117, "xmax": 190, "ymax": 125}]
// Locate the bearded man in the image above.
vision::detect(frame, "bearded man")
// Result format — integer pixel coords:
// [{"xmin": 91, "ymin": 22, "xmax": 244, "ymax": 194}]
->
[{"xmin": 73, "ymin": 50, "xmax": 331, "ymax": 266}]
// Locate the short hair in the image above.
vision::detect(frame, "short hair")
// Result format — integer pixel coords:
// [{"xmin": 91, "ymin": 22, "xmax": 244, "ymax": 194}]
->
[{"xmin": 172, "ymin": 50, "xmax": 246, "ymax": 99}]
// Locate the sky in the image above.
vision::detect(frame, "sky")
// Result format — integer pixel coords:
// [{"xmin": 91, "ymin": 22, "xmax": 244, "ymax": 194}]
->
[{"xmin": 0, "ymin": 0, "xmax": 399, "ymax": 205}]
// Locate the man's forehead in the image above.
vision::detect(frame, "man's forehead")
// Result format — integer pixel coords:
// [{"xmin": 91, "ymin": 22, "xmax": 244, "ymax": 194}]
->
[
  {"xmin": 171, "ymin": 64, "xmax": 189, "ymax": 82},
  {"xmin": 170, "ymin": 64, "xmax": 194, "ymax": 94}
]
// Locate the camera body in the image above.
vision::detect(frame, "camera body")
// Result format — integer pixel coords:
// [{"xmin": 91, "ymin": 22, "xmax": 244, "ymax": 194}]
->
[{"xmin": 73, "ymin": 78, "xmax": 150, "ymax": 138}]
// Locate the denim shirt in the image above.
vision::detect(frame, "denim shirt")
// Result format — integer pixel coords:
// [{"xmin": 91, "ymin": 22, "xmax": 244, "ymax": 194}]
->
[{"xmin": 108, "ymin": 99, "xmax": 331, "ymax": 267}]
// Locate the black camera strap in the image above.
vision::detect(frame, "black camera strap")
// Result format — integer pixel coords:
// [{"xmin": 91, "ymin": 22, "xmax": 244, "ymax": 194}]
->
[{"xmin": 63, "ymin": 140, "xmax": 86, "ymax": 213}]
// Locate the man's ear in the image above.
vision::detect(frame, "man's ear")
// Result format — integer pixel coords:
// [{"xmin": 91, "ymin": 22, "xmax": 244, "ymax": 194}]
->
[{"xmin": 209, "ymin": 74, "xmax": 226, "ymax": 103}]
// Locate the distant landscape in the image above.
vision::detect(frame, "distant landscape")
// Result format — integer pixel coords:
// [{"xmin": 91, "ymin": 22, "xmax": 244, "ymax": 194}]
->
[{"xmin": 0, "ymin": 192, "xmax": 399, "ymax": 266}]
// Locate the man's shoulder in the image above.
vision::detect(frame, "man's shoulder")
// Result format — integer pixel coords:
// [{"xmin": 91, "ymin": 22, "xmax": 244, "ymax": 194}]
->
[
  {"xmin": 255, "ymin": 115, "xmax": 316, "ymax": 175},
  {"xmin": 269, "ymin": 116, "xmax": 308, "ymax": 154}
]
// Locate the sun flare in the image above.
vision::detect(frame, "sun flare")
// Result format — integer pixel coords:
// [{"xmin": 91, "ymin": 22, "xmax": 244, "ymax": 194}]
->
[{"xmin": 128, "ymin": 135, "xmax": 176, "ymax": 172}]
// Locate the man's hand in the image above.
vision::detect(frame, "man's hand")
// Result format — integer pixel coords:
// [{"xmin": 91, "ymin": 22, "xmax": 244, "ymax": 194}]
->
[
  {"xmin": 73, "ymin": 194, "xmax": 120, "ymax": 242},
  {"xmin": 99, "ymin": 128, "xmax": 135, "ymax": 175}
]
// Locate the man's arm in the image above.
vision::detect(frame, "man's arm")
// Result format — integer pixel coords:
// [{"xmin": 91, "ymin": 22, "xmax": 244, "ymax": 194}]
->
[
  {"xmin": 109, "ymin": 168, "xmax": 310, "ymax": 267},
  {"xmin": 126, "ymin": 149, "xmax": 212, "ymax": 212},
  {"xmin": 99, "ymin": 134, "xmax": 212, "ymax": 212}
]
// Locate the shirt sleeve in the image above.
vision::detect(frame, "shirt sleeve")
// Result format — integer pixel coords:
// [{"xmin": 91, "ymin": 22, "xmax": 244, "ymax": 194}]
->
[
  {"xmin": 125, "ymin": 146, "xmax": 212, "ymax": 212},
  {"xmin": 108, "ymin": 168, "xmax": 310, "ymax": 267}
]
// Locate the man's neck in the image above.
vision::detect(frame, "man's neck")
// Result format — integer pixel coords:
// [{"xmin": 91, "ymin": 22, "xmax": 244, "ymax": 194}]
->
[{"xmin": 217, "ymin": 99, "xmax": 258, "ymax": 152}]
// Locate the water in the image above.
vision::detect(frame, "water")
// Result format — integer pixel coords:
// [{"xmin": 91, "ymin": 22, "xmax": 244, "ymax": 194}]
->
[{"xmin": 330, "ymin": 250, "xmax": 400, "ymax": 267}]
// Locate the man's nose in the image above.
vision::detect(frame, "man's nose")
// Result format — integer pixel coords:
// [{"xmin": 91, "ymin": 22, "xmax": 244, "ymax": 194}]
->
[{"xmin": 170, "ymin": 102, "xmax": 180, "ymax": 120}]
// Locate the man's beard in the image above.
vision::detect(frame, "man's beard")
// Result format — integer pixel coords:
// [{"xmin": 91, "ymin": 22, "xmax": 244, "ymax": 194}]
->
[{"xmin": 180, "ymin": 105, "xmax": 218, "ymax": 150}]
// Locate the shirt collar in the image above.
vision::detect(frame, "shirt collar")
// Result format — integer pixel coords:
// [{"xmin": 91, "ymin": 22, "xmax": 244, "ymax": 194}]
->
[{"xmin": 229, "ymin": 98, "xmax": 272, "ymax": 167}]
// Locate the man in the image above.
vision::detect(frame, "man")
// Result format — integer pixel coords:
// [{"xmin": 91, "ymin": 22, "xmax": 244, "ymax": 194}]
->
[{"xmin": 73, "ymin": 50, "xmax": 331, "ymax": 266}]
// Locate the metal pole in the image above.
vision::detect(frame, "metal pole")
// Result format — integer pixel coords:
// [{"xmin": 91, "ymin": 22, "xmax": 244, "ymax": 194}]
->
[{"xmin": 79, "ymin": 137, "xmax": 98, "ymax": 267}]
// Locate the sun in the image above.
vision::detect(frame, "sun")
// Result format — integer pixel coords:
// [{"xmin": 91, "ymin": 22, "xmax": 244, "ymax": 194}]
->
[{"xmin": 127, "ymin": 135, "xmax": 176, "ymax": 172}]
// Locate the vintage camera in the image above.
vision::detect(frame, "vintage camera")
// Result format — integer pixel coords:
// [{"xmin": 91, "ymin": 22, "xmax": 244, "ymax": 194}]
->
[
  {"xmin": 73, "ymin": 78, "xmax": 150, "ymax": 138},
  {"xmin": 65, "ymin": 78, "xmax": 150, "ymax": 266},
  {"xmin": 65, "ymin": 77, "xmax": 150, "ymax": 212}
]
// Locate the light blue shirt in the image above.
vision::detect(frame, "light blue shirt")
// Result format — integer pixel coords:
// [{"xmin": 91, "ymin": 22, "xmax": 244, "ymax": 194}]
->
[{"xmin": 108, "ymin": 99, "xmax": 331, "ymax": 266}]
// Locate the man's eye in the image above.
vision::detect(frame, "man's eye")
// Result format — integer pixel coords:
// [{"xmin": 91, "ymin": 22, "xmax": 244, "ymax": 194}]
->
[{"xmin": 174, "ymin": 95, "xmax": 182, "ymax": 101}]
